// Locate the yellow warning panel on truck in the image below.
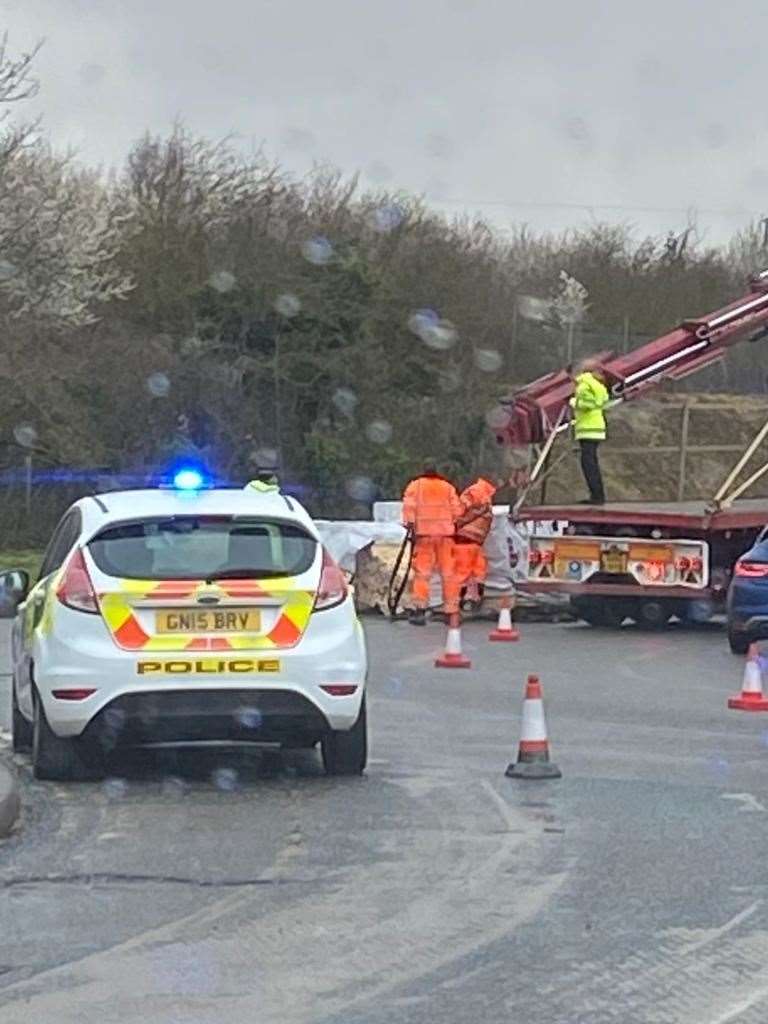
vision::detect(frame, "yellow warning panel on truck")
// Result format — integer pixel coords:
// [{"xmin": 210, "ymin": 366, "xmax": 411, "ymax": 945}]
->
[{"xmin": 137, "ymin": 658, "xmax": 281, "ymax": 675}]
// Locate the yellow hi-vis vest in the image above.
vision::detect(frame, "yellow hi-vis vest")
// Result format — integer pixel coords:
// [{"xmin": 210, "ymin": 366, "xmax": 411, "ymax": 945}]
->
[
  {"xmin": 246, "ymin": 479, "xmax": 279, "ymax": 494},
  {"xmin": 570, "ymin": 371, "xmax": 609, "ymax": 441}
]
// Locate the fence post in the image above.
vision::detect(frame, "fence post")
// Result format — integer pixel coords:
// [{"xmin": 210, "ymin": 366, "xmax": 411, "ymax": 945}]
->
[{"xmin": 676, "ymin": 398, "xmax": 692, "ymax": 501}]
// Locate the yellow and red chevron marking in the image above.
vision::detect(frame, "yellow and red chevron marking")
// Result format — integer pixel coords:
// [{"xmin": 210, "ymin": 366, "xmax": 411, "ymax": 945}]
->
[{"xmin": 98, "ymin": 578, "xmax": 314, "ymax": 652}]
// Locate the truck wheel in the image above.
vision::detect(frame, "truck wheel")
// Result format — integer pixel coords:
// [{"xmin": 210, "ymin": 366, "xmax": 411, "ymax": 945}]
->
[
  {"xmin": 32, "ymin": 694, "xmax": 103, "ymax": 782},
  {"xmin": 321, "ymin": 698, "xmax": 367, "ymax": 776},
  {"xmin": 728, "ymin": 628, "xmax": 750, "ymax": 656},
  {"xmin": 633, "ymin": 600, "xmax": 673, "ymax": 630},
  {"xmin": 12, "ymin": 685, "xmax": 32, "ymax": 752}
]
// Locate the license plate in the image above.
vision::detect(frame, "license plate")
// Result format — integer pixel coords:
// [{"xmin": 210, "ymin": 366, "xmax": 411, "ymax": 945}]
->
[
  {"xmin": 156, "ymin": 608, "xmax": 262, "ymax": 633},
  {"xmin": 601, "ymin": 552, "xmax": 628, "ymax": 574}
]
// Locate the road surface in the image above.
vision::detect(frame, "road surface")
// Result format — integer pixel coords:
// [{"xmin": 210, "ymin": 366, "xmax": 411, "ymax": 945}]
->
[{"xmin": 1, "ymin": 617, "xmax": 768, "ymax": 1023}]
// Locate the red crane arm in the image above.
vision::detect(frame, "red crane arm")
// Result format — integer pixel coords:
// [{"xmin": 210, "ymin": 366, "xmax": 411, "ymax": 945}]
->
[{"xmin": 494, "ymin": 270, "xmax": 768, "ymax": 448}]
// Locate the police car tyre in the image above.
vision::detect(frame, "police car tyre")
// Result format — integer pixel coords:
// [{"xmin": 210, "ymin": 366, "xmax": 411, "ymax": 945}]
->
[
  {"xmin": 321, "ymin": 697, "xmax": 367, "ymax": 776},
  {"xmin": 32, "ymin": 693, "xmax": 103, "ymax": 782},
  {"xmin": 11, "ymin": 685, "xmax": 32, "ymax": 752},
  {"xmin": 728, "ymin": 627, "xmax": 750, "ymax": 656},
  {"xmin": 632, "ymin": 599, "xmax": 672, "ymax": 629}
]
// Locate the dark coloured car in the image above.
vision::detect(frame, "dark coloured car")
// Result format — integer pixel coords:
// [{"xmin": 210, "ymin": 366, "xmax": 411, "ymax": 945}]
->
[{"xmin": 726, "ymin": 528, "xmax": 768, "ymax": 653}]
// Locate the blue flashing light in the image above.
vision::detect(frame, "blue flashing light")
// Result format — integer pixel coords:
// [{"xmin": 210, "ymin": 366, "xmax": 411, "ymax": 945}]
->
[{"xmin": 173, "ymin": 467, "xmax": 205, "ymax": 491}]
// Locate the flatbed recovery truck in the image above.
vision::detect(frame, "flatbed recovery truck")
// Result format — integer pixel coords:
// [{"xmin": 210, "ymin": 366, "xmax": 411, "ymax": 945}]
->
[{"xmin": 493, "ymin": 271, "xmax": 768, "ymax": 633}]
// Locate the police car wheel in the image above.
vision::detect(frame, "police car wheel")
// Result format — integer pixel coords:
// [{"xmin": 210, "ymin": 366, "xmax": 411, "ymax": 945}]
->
[
  {"xmin": 32, "ymin": 693, "xmax": 103, "ymax": 782},
  {"xmin": 11, "ymin": 684, "xmax": 32, "ymax": 752},
  {"xmin": 321, "ymin": 697, "xmax": 367, "ymax": 776}
]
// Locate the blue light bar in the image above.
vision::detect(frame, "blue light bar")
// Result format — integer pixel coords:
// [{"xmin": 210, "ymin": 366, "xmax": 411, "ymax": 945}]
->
[{"xmin": 173, "ymin": 467, "xmax": 205, "ymax": 491}]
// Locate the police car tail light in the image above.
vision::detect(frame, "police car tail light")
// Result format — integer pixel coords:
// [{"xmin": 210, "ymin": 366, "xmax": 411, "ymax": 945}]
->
[
  {"xmin": 735, "ymin": 561, "xmax": 768, "ymax": 578},
  {"xmin": 314, "ymin": 548, "xmax": 347, "ymax": 611},
  {"xmin": 56, "ymin": 548, "xmax": 99, "ymax": 614}
]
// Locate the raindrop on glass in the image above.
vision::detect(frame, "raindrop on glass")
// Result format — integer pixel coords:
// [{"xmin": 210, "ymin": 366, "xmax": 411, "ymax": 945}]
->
[
  {"xmin": 365, "ymin": 419, "xmax": 393, "ymax": 445},
  {"xmin": 517, "ymin": 295, "xmax": 551, "ymax": 322},
  {"xmin": 485, "ymin": 405, "xmax": 511, "ymax": 430},
  {"xmin": 235, "ymin": 706, "xmax": 262, "ymax": 730},
  {"xmin": 102, "ymin": 777, "xmax": 128, "ymax": 800},
  {"xmin": 146, "ymin": 371, "xmax": 171, "ymax": 398},
  {"xmin": 370, "ymin": 204, "xmax": 404, "ymax": 233},
  {"xmin": 13, "ymin": 423, "xmax": 37, "ymax": 448},
  {"xmin": 209, "ymin": 270, "xmax": 236, "ymax": 293},
  {"xmin": 301, "ymin": 237, "xmax": 333, "ymax": 266},
  {"xmin": 212, "ymin": 767, "xmax": 239, "ymax": 792},
  {"xmin": 274, "ymin": 293, "xmax": 301, "ymax": 318},
  {"xmin": 407, "ymin": 308, "xmax": 440, "ymax": 339},
  {"xmin": 474, "ymin": 349, "xmax": 503, "ymax": 373},
  {"xmin": 332, "ymin": 387, "xmax": 358, "ymax": 416},
  {"xmin": 346, "ymin": 475, "xmax": 377, "ymax": 502},
  {"xmin": 422, "ymin": 319, "xmax": 458, "ymax": 351},
  {"xmin": 0, "ymin": 260, "xmax": 17, "ymax": 280}
]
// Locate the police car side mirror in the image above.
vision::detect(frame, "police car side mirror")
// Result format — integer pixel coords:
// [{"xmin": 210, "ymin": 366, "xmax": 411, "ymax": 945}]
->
[{"xmin": 0, "ymin": 569, "xmax": 29, "ymax": 619}]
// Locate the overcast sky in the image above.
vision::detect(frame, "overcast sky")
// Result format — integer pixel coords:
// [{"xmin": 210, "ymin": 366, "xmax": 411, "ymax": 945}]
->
[{"xmin": 4, "ymin": 0, "xmax": 766, "ymax": 244}]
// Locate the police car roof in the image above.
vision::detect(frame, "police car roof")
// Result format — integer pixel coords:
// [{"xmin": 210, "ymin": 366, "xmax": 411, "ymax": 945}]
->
[{"xmin": 84, "ymin": 488, "xmax": 315, "ymax": 533}]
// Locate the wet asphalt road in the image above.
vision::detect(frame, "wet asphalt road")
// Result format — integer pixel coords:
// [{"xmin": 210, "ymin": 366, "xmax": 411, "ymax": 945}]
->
[{"xmin": 1, "ymin": 617, "xmax": 768, "ymax": 1023}]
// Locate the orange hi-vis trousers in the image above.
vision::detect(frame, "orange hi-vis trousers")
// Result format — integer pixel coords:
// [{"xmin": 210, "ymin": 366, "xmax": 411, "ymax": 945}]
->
[
  {"xmin": 454, "ymin": 540, "xmax": 488, "ymax": 594},
  {"xmin": 411, "ymin": 536, "xmax": 459, "ymax": 613}
]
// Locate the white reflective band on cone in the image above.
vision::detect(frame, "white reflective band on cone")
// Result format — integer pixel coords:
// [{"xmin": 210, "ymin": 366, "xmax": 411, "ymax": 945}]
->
[
  {"xmin": 744, "ymin": 660, "xmax": 763, "ymax": 694},
  {"xmin": 520, "ymin": 699, "xmax": 548, "ymax": 742},
  {"xmin": 498, "ymin": 607, "xmax": 512, "ymax": 630},
  {"xmin": 445, "ymin": 628, "xmax": 462, "ymax": 655}
]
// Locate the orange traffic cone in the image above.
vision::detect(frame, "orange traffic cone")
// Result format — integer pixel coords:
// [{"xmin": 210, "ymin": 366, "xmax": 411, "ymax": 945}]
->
[
  {"xmin": 489, "ymin": 593, "xmax": 520, "ymax": 642},
  {"xmin": 506, "ymin": 675, "xmax": 561, "ymax": 779},
  {"xmin": 435, "ymin": 612, "xmax": 471, "ymax": 669},
  {"xmin": 728, "ymin": 643, "xmax": 768, "ymax": 711}
]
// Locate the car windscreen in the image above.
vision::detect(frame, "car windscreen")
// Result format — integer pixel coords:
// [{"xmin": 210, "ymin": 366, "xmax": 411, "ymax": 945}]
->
[{"xmin": 88, "ymin": 516, "xmax": 317, "ymax": 581}]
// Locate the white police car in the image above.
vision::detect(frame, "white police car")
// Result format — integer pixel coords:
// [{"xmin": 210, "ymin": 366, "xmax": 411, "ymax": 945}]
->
[{"xmin": 2, "ymin": 473, "xmax": 368, "ymax": 780}]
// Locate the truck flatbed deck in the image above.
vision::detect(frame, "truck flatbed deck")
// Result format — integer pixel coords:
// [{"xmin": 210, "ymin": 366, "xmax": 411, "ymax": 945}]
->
[{"xmin": 518, "ymin": 499, "xmax": 768, "ymax": 531}]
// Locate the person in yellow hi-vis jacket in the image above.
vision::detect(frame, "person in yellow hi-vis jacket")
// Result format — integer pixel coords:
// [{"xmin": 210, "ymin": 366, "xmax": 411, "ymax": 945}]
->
[{"xmin": 570, "ymin": 359, "xmax": 609, "ymax": 504}]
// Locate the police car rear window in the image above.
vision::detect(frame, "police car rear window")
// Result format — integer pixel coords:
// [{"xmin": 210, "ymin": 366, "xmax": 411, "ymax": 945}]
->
[{"xmin": 88, "ymin": 517, "xmax": 317, "ymax": 581}]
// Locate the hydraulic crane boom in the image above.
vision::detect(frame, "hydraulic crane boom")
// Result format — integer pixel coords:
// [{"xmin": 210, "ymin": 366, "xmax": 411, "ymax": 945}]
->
[{"xmin": 493, "ymin": 270, "xmax": 768, "ymax": 448}]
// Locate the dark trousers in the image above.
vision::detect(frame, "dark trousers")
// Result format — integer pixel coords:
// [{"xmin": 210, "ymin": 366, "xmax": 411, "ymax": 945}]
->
[{"xmin": 579, "ymin": 440, "xmax": 605, "ymax": 502}]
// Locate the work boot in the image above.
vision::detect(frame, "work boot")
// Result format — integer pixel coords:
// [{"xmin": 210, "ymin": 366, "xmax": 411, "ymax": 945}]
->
[{"xmin": 408, "ymin": 608, "xmax": 427, "ymax": 627}]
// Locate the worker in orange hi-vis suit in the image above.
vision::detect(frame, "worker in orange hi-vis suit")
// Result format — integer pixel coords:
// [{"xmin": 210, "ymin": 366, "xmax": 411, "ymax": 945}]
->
[
  {"xmin": 454, "ymin": 476, "xmax": 499, "ymax": 609},
  {"xmin": 401, "ymin": 459, "xmax": 462, "ymax": 626}
]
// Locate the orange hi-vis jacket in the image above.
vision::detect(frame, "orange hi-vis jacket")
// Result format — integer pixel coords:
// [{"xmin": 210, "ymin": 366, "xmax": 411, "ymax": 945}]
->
[
  {"xmin": 402, "ymin": 474, "xmax": 462, "ymax": 537},
  {"xmin": 455, "ymin": 478, "xmax": 497, "ymax": 544}
]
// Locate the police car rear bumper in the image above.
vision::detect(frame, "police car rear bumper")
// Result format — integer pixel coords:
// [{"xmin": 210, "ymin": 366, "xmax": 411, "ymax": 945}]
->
[{"xmin": 80, "ymin": 688, "xmax": 333, "ymax": 748}]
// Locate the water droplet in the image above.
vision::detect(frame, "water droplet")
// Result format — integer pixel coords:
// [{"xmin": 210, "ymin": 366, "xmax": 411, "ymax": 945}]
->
[
  {"xmin": 332, "ymin": 387, "xmax": 358, "ymax": 416},
  {"xmin": 301, "ymin": 236, "xmax": 333, "ymax": 266},
  {"xmin": 366, "ymin": 161, "xmax": 393, "ymax": 184},
  {"xmin": 212, "ymin": 767, "xmax": 239, "ymax": 792},
  {"xmin": 0, "ymin": 260, "xmax": 17, "ymax": 280},
  {"xmin": 79, "ymin": 63, "xmax": 106, "ymax": 86},
  {"xmin": 385, "ymin": 676, "xmax": 403, "ymax": 697},
  {"xmin": 369, "ymin": 204, "xmax": 404, "ymax": 233},
  {"xmin": 346, "ymin": 475, "xmax": 377, "ymax": 502},
  {"xmin": 365, "ymin": 419, "xmax": 392, "ymax": 445},
  {"xmin": 517, "ymin": 295, "xmax": 551, "ymax": 322},
  {"xmin": 161, "ymin": 775, "xmax": 189, "ymax": 798},
  {"xmin": 13, "ymin": 423, "xmax": 37, "ymax": 448},
  {"xmin": 282, "ymin": 127, "xmax": 316, "ymax": 151},
  {"xmin": 474, "ymin": 348, "xmax": 503, "ymax": 373},
  {"xmin": 146, "ymin": 371, "xmax": 171, "ymax": 398},
  {"xmin": 485, "ymin": 406, "xmax": 511, "ymax": 430},
  {"xmin": 103, "ymin": 707, "xmax": 126, "ymax": 732},
  {"xmin": 274, "ymin": 293, "xmax": 301, "ymax": 318},
  {"xmin": 407, "ymin": 308, "xmax": 440, "ymax": 339},
  {"xmin": 209, "ymin": 270, "xmax": 236, "ymax": 293},
  {"xmin": 102, "ymin": 777, "xmax": 128, "ymax": 800},
  {"xmin": 235, "ymin": 706, "xmax": 262, "ymax": 730},
  {"xmin": 425, "ymin": 133, "xmax": 454, "ymax": 159},
  {"xmin": 416, "ymin": 317, "xmax": 458, "ymax": 351}
]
